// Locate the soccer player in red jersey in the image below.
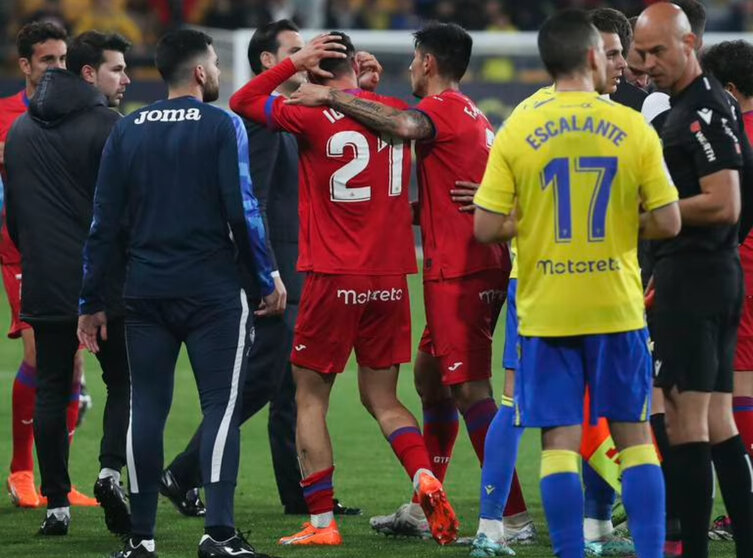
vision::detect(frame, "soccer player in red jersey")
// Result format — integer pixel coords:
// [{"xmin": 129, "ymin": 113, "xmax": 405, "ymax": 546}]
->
[
  {"xmin": 701, "ymin": 41, "xmax": 753, "ymax": 543},
  {"xmin": 288, "ymin": 22, "xmax": 532, "ymax": 540},
  {"xmin": 0, "ymin": 22, "xmax": 92, "ymax": 510},
  {"xmin": 229, "ymin": 33, "xmax": 459, "ymax": 546},
  {"xmin": 701, "ymin": 39, "xmax": 753, "ymax": 460}
]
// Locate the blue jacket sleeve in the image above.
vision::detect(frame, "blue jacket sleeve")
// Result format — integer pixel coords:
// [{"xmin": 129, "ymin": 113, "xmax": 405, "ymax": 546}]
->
[
  {"xmin": 219, "ymin": 112, "xmax": 275, "ymax": 296},
  {"xmin": 79, "ymin": 126, "xmax": 127, "ymax": 315}
]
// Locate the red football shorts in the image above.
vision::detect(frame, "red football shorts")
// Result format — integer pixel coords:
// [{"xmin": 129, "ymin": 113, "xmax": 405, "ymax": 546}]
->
[
  {"xmin": 735, "ymin": 293, "xmax": 753, "ymax": 371},
  {"xmin": 419, "ymin": 269, "xmax": 507, "ymax": 386},
  {"xmin": 1, "ymin": 263, "xmax": 30, "ymax": 339},
  {"xmin": 291, "ymin": 273, "xmax": 412, "ymax": 374}
]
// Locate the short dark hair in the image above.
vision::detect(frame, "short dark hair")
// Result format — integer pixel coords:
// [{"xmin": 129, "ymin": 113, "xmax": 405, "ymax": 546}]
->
[
  {"xmin": 155, "ymin": 29, "xmax": 213, "ymax": 86},
  {"xmin": 67, "ymin": 31, "xmax": 131, "ymax": 76},
  {"xmin": 671, "ymin": 0, "xmax": 706, "ymax": 38},
  {"xmin": 247, "ymin": 19, "xmax": 300, "ymax": 75},
  {"xmin": 589, "ymin": 8, "xmax": 632, "ymax": 53},
  {"xmin": 628, "ymin": 16, "xmax": 638, "ymax": 30},
  {"xmin": 16, "ymin": 21, "xmax": 67, "ymax": 60},
  {"xmin": 319, "ymin": 31, "xmax": 356, "ymax": 78},
  {"xmin": 413, "ymin": 22, "xmax": 472, "ymax": 82},
  {"xmin": 538, "ymin": 9, "xmax": 601, "ymax": 80},
  {"xmin": 702, "ymin": 40, "xmax": 753, "ymax": 98}
]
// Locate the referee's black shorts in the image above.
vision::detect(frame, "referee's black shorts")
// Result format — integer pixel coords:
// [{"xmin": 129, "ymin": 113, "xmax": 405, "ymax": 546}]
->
[{"xmin": 652, "ymin": 254, "xmax": 743, "ymax": 393}]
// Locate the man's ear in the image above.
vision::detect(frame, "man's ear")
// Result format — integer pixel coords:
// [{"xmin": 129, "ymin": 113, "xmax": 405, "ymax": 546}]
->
[
  {"xmin": 682, "ymin": 32, "xmax": 697, "ymax": 53},
  {"xmin": 18, "ymin": 57, "xmax": 31, "ymax": 77},
  {"xmin": 80, "ymin": 64, "xmax": 97, "ymax": 85},
  {"xmin": 260, "ymin": 51, "xmax": 276, "ymax": 71},
  {"xmin": 194, "ymin": 64, "xmax": 206, "ymax": 86},
  {"xmin": 586, "ymin": 46, "xmax": 597, "ymax": 72},
  {"xmin": 423, "ymin": 52, "xmax": 433, "ymax": 75}
]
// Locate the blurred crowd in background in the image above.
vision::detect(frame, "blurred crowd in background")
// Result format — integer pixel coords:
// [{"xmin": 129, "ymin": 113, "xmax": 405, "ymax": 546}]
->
[{"xmin": 0, "ymin": 1, "xmax": 751, "ymax": 79}]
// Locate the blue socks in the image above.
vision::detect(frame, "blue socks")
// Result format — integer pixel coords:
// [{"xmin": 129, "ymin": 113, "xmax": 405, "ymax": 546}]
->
[
  {"xmin": 479, "ymin": 395, "xmax": 524, "ymax": 520},
  {"xmin": 541, "ymin": 450, "xmax": 584, "ymax": 558},
  {"xmin": 620, "ymin": 445, "xmax": 665, "ymax": 558},
  {"xmin": 582, "ymin": 459, "xmax": 615, "ymax": 521}
]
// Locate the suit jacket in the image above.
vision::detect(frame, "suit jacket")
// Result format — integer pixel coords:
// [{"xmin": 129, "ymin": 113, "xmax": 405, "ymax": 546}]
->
[{"xmin": 245, "ymin": 118, "xmax": 303, "ymax": 303}]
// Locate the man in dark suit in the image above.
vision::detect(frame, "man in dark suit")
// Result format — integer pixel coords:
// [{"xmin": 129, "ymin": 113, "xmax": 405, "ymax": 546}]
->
[{"xmin": 161, "ymin": 20, "xmax": 360, "ymax": 517}]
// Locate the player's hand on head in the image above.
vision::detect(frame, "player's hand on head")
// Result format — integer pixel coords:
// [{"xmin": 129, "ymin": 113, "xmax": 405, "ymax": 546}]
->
[
  {"xmin": 356, "ymin": 51, "xmax": 382, "ymax": 91},
  {"xmin": 451, "ymin": 181, "xmax": 480, "ymax": 212},
  {"xmin": 286, "ymin": 83, "xmax": 332, "ymax": 107},
  {"xmin": 255, "ymin": 276, "xmax": 287, "ymax": 317},
  {"xmin": 77, "ymin": 311, "xmax": 108, "ymax": 354},
  {"xmin": 291, "ymin": 34, "xmax": 347, "ymax": 79}
]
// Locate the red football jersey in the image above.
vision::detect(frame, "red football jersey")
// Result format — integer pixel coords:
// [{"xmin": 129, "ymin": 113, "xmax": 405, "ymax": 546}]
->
[
  {"xmin": 232, "ymin": 58, "xmax": 417, "ymax": 276},
  {"xmin": 0, "ymin": 91, "xmax": 28, "ymax": 265},
  {"xmin": 414, "ymin": 90, "xmax": 507, "ymax": 280},
  {"xmin": 739, "ymin": 111, "xmax": 753, "ymax": 294}
]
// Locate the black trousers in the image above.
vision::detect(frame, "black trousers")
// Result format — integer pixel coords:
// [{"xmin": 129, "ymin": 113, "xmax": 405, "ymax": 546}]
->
[
  {"xmin": 125, "ymin": 293, "xmax": 252, "ymax": 537},
  {"xmin": 32, "ymin": 318, "xmax": 129, "ymax": 509},
  {"xmin": 167, "ymin": 302, "xmax": 305, "ymax": 511}
]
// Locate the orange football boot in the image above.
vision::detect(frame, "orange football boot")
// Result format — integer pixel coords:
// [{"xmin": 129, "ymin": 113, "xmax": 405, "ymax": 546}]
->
[
  {"xmin": 278, "ymin": 520, "xmax": 342, "ymax": 546},
  {"xmin": 7, "ymin": 471, "xmax": 41, "ymax": 508},
  {"xmin": 416, "ymin": 471, "xmax": 459, "ymax": 545},
  {"xmin": 37, "ymin": 487, "xmax": 99, "ymax": 507},
  {"xmin": 68, "ymin": 487, "xmax": 98, "ymax": 507}
]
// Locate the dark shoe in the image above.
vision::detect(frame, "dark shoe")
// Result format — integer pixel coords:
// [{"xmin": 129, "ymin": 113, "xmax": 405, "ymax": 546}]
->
[
  {"xmin": 160, "ymin": 469, "xmax": 206, "ymax": 517},
  {"xmin": 38, "ymin": 512, "xmax": 70, "ymax": 536},
  {"xmin": 110, "ymin": 538, "xmax": 157, "ymax": 557},
  {"xmin": 334, "ymin": 498, "xmax": 362, "ymax": 516},
  {"xmin": 198, "ymin": 531, "xmax": 277, "ymax": 557},
  {"xmin": 94, "ymin": 476, "xmax": 131, "ymax": 535}
]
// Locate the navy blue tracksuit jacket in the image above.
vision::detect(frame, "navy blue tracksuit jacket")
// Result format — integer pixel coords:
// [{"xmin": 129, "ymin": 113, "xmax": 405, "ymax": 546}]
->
[{"xmin": 79, "ymin": 96, "xmax": 275, "ymax": 537}]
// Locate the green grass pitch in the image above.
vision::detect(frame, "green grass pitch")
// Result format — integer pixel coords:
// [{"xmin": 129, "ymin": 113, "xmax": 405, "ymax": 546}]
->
[{"xmin": 0, "ymin": 272, "xmax": 736, "ymax": 557}]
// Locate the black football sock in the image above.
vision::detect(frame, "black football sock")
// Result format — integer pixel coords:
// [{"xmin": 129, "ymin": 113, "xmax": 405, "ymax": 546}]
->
[
  {"xmin": 670, "ymin": 442, "xmax": 712, "ymax": 558},
  {"xmin": 651, "ymin": 413, "xmax": 681, "ymax": 541},
  {"xmin": 712, "ymin": 435, "xmax": 753, "ymax": 558}
]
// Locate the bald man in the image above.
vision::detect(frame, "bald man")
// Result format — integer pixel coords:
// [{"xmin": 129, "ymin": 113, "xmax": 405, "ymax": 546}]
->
[{"xmin": 634, "ymin": 4, "xmax": 753, "ymax": 558}]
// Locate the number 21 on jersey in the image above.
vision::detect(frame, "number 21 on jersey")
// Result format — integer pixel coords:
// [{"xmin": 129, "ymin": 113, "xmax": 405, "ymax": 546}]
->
[
  {"xmin": 540, "ymin": 156, "xmax": 617, "ymax": 243},
  {"xmin": 326, "ymin": 131, "xmax": 405, "ymax": 203}
]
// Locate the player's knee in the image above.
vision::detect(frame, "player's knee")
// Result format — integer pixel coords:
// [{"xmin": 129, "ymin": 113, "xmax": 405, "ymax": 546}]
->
[
  {"xmin": 618, "ymin": 444, "xmax": 660, "ymax": 475},
  {"xmin": 540, "ymin": 449, "xmax": 579, "ymax": 480},
  {"xmin": 451, "ymin": 380, "xmax": 492, "ymax": 413},
  {"xmin": 359, "ymin": 389, "xmax": 396, "ymax": 418},
  {"xmin": 708, "ymin": 395, "xmax": 737, "ymax": 443},
  {"xmin": 733, "ymin": 370, "xmax": 753, "ymax": 397}
]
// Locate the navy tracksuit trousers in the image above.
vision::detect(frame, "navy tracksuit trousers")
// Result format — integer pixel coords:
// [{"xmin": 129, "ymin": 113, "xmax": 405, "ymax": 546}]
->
[{"xmin": 125, "ymin": 291, "xmax": 251, "ymax": 538}]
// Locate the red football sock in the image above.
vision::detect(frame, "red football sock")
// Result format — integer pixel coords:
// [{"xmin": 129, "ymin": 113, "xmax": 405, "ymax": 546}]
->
[
  {"xmin": 388, "ymin": 426, "xmax": 433, "ymax": 481},
  {"xmin": 422, "ymin": 399, "xmax": 459, "ymax": 483},
  {"xmin": 733, "ymin": 396, "xmax": 753, "ymax": 456},
  {"xmin": 66, "ymin": 401, "xmax": 79, "ymax": 444},
  {"xmin": 301, "ymin": 466, "xmax": 335, "ymax": 515},
  {"xmin": 461, "ymin": 398, "xmax": 498, "ymax": 464},
  {"xmin": 11, "ymin": 362, "xmax": 36, "ymax": 473},
  {"xmin": 504, "ymin": 470, "xmax": 528, "ymax": 516}
]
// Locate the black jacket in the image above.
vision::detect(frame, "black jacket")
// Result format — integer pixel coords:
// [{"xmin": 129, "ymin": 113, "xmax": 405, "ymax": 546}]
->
[
  {"xmin": 245, "ymin": 119, "xmax": 302, "ymax": 303},
  {"xmin": 5, "ymin": 69, "xmax": 124, "ymax": 322}
]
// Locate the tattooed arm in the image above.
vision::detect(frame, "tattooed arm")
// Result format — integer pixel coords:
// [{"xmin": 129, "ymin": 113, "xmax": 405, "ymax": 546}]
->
[{"xmin": 287, "ymin": 84, "xmax": 434, "ymax": 141}]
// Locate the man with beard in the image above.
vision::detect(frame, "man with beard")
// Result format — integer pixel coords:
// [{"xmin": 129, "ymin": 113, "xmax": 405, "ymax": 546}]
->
[
  {"xmin": 77, "ymin": 29, "xmax": 283, "ymax": 558},
  {"xmin": 161, "ymin": 19, "xmax": 361, "ymax": 519}
]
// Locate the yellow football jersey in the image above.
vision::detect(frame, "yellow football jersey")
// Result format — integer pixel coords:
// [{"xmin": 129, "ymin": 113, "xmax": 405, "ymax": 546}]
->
[
  {"xmin": 475, "ymin": 91, "xmax": 677, "ymax": 336},
  {"xmin": 505, "ymin": 86, "xmax": 554, "ymax": 281}
]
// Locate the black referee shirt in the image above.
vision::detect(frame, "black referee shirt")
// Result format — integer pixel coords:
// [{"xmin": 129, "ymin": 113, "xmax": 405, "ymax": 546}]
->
[{"xmin": 653, "ymin": 74, "xmax": 743, "ymax": 260}]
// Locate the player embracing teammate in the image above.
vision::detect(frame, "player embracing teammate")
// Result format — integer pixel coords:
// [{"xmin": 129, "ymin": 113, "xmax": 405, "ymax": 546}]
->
[
  {"xmin": 230, "ymin": 32, "xmax": 459, "ymax": 547},
  {"xmin": 288, "ymin": 21, "xmax": 532, "ymax": 544}
]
